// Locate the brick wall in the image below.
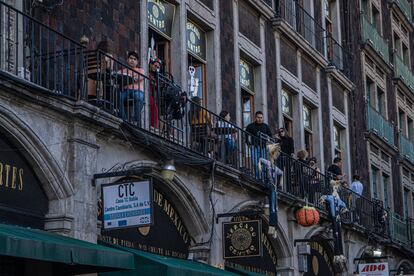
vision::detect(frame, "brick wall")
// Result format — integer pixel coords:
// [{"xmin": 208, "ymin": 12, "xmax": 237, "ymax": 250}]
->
[{"xmin": 28, "ymin": 0, "xmax": 141, "ymax": 59}]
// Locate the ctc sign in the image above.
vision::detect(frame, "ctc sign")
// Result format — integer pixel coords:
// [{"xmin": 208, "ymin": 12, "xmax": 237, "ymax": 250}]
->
[{"xmin": 118, "ymin": 183, "xmax": 135, "ymax": 198}]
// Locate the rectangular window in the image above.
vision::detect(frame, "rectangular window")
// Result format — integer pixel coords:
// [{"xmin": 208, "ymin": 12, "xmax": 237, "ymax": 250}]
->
[
  {"xmin": 371, "ymin": 166, "xmax": 379, "ymax": 199},
  {"xmin": 376, "ymin": 87, "xmax": 385, "ymax": 116},
  {"xmin": 404, "ymin": 188, "xmax": 409, "ymax": 218},
  {"xmin": 241, "ymin": 90, "xmax": 253, "ymax": 128},
  {"xmin": 399, "ymin": 109, "xmax": 406, "ymax": 135},
  {"xmin": 402, "ymin": 43, "xmax": 410, "ymax": 67},
  {"xmin": 372, "ymin": 4, "xmax": 381, "ymax": 34},
  {"xmin": 394, "ymin": 32, "xmax": 401, "ymax": 57},
  {"xmin": 304, "ymin": 104, "xmax": 313, "ymax": 157},
  {"xmin": 333, "ymin": 124, "xmax": 342, "ymax": 158},
  {"xmin": 408, "ymin": 117, "xmax": 414, "ymax": 141},
  {"xmin": 188, "ymin": 56, "xmax": 206, "ymax": 103},
  {"xmin": 383, "ymin": 173, "xmax": 390, "ymax": 209},
  {"xmin": 366, "ymin": 77, "xmax": 374, "ymax": 106}
]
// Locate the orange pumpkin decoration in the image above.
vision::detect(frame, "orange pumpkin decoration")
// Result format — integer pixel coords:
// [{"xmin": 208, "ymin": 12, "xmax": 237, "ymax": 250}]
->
[{"xmin": 295, "ymin": 206, "xmax": 320, "ymax": 227}]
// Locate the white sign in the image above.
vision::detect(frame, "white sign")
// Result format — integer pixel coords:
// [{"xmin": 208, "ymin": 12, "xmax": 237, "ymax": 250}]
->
[
  {"xmin": 102, "ymin": 180, "xmax": 152, "ymax": 229},
  {"xmin": 358, "ymin": 262, "xmax": 389, "ymax": 276}
]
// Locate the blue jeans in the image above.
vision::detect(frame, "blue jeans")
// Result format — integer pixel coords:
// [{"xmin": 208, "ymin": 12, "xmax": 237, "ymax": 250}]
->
[
  {"xmin": 120, "ymin": 90, "xmax": 144, "ymax": 122},
  {"xmin": 251, "ymin": 145, "xmax": 265, "ymax": 179}
]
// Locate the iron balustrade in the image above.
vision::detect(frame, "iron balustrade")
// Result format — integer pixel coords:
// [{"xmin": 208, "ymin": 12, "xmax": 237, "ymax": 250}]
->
[
  {"xmin": 366, "ymin": 105, "xmax": 395, "ymax": 146},
  {"xmin": 361, "ymin": 15, "xmax": 390, "ymax": 64},
  {"xmin": 326, "ymin": 35, "xmax": 351, "ymax": 78},
  {"xmin": 0, "ymin": 1, "xmax": 85, "ymax": 98},
  {"xmin": 390, "ymin": 213, "xmax": 410, "ymax": 245},
  {"xmin": 275, "ymin": 0, "xmax": 325, "ymax": 55}
]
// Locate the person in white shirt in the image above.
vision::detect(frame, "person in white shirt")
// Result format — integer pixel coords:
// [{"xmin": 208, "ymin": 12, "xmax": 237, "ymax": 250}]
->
[
  {"xmin": 350, "ymin": 174, "xmax": 363, "ymax": 196},
  {"xmin": 350, "ymin": 174, "xmax": 363, "ymax": 223}
]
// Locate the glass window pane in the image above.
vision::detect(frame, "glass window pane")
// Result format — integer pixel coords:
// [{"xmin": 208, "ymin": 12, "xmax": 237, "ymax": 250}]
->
[
  {"xmin": 282, "ymin": 90, "xmax": 292, "ymax": 116},
  {"xmin": 303, "ymin": 105, "xmax": 311, "ymax": 130}
]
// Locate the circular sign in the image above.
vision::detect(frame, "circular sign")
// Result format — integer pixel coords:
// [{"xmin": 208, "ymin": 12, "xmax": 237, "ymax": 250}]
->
[
  {"xmin": 231, "ymin": 226, "xmax": 253, "ymax": 251},
  {"xmin": 152, "ymin": 5, "xmax": 159, "ymax": 18}
]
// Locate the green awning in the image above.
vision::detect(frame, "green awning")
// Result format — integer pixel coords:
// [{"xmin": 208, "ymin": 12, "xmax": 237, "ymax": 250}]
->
[
  {"xmin": 225, "ymin": 265, "xmax": 266, "ymax": 276},
  {"xmin": 0, "ymin": 223, "xmax": 135, "ymax": 273},
  {"xmin": 100, "ymin": 244, "xmax": 239, "ymax": 276}
]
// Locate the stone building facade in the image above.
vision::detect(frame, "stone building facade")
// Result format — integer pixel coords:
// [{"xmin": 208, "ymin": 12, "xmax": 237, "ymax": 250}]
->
[{"xmin": 0, "ymin": 0, "xmax": 413, "ymax": 275}]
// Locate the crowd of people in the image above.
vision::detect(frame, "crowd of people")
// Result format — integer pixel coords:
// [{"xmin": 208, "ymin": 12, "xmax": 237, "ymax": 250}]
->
[{"xmin": 86, "ymin": 44, "xmax": 370, "ymax": 220}]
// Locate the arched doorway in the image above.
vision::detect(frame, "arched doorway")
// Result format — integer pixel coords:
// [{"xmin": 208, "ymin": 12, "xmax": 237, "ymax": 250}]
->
[
  {"xmin": 303, "ymin": 235, "xmax": 335, "ymax": 276},
  {"xmin": 0, "ymin": 132, "xmax": 48, "ymax": 229}
]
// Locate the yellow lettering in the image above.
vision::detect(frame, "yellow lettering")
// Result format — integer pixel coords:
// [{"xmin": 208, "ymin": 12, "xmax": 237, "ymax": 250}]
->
[
  {"xmin": 11, "ymin": 166, "xmax": 17, "ymax": 189},
  {"xmin": 4, "ymin": 164, "xmax": 10, "ymax": 187},
  {"xmin": 18, "ymin": 168, "xmax": 23, "ymax": 190}
]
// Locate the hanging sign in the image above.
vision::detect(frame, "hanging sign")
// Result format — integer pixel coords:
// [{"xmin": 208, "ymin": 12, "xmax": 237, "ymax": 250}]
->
[
  {"xmin": 223, "ymin": 219, "xmax": 262, "ymax": 259},
  {"xmin": 102, "ymin": 180, "xmax": 153, "ymax": 230},
  {"xmin": 186, "ymin": 21, "xmax": 206, "ymax": 60},
  {"xmin": 225, "ymin": 216, "xmax": 277, "ymax": 276},
  {"xmin": 100, "ymin": 186, "xmax": 191, "ymax": 259},
  {"xmin": 240, "ymin": 59, "xmax": 254, "ymax": 92},
  {"xmin": 148, "ymin": 0, "xmax": 175, "ymax": 38},
  {"xmin": 358, "ymin": 263, "xmax": 389, "ymax": 276}
]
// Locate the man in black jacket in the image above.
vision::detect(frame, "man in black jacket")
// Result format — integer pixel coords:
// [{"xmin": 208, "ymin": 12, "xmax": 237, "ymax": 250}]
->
[{"xmin": 246, "ymin": 111, "xmax": 272, "ymax": 178}]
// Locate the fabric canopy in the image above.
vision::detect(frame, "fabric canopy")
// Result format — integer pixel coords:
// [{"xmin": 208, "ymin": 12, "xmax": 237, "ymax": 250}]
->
[
  {"xmin": 0, "ymin": 223, "xmax": 135, "ymax": 272},
  {"xmin": 100, "ymin": 243, "xmax": 239, "ymax": 276}
]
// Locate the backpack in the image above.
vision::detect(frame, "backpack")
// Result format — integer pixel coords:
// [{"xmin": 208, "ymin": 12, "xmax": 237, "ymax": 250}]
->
[{"xmin": 164, "ymin": 79, "xmax": 187, "ymax": 121}]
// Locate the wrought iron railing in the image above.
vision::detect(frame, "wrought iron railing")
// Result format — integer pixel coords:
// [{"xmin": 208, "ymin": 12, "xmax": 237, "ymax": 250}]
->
[
  {"xmin": 390, "ymin": 213, "xmax": 410, "ymax": 245},
  {"xmin": 327, "ymin": 35, "xmax": 351, "ymax": 78},
  {"xmin": 0, "ymin": 1, "xmax": 85, "ymax": 98},
  {"xmin": 367, "ymin": 105, "xmax": 395, "ymax": 146},
  {"xmin": 275, "ymin": 0, "xmax": 325, "ymax": 55},
  {"xmin": 361, "ymin": 15, "xmax": 390, "ymax": 63},
  {"xmin": 394, "ymin": 54, "xmax": 414, "ymax": 93},
  {"xmin": 391, "ymin": 0, "xmax": 412, "ymax": 22}
]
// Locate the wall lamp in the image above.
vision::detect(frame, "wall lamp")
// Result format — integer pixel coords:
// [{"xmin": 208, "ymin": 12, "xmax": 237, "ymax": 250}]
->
[{"xmin": 161, "ymin": 159, "xmax": 176, "ymax": 181}]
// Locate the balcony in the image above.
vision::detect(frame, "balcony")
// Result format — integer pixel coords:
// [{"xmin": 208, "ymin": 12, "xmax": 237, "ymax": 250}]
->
[
  {"xmin": 367, "ymin": 105, "xmax": 395, "ymax": 146},
  {"xmin": 400, "ymin": 135, "xmax": 414, "ymax": 162},
  {"xmin": 391, "ymin": 0, "xmax": 412, "ymax": 22},
  {"xmin": 275, "ymin": 0, "xmax": 324, "ymax": 56},
  {"xmin": 394, "ymin": 55, "xmax": 414, "ymax": 93},
  {"xmin": 390, "ymin": 213, "xmax": 410, "ymax": 245},
  {"xmin": 361, "ymin": 16, "xmax": 390, "ymax": 64},
  {"xmin": 327, "ymin": 35, "xmax": 351, "ymax": 78}
]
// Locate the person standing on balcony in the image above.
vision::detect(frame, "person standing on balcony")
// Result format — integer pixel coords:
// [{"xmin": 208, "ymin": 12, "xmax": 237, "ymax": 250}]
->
[
  {"xmin": 275, "ymin": 127, "xmax": 295, "ymax": 188},
  {"xmin": 149, "ymin": 58, "xmax": 161, "ymax": 128},
  {"xmin": 216, "ymin": 111, "xmax": 237, "ymax": 164},
  {"xmin": 277, "ymin": 127, "xmax": 294, "ymax": 156},
  {"xmin": 327, "ymin": 157, "xmax": 345, "ymax": 181},
  {"xmin": 119, "ymin": 51, "xmax": 145, "ymax": 124},
  {"xmin": 350, "ymin": 174, "xmax": 363, "ymax": 223},
  {"xmin": 246, "ymin": 111, "xmax": 272, "ymax": 178}
]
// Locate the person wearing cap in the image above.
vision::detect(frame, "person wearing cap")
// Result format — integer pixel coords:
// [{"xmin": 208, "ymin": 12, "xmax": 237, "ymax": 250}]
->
[{"xmin": 119, "ymin": 51, "xmax": 145, "ymax": 124}]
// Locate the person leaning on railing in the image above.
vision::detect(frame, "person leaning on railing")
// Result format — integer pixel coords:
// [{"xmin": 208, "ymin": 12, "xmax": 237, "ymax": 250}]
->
[
  {"xmin": 189, "ymin": 96, "xmax": 215, "ymax": 156},
  {"xmin": 216, "ymin": 111, "xmax": 237, "ymax": 164},
  {"xmin": 118, "ymin": 51, "xmax": 145, "ymax": 123},
  {"xmin": 245, "ymin": 111, "xmax": 272, "ymax": 179}
]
